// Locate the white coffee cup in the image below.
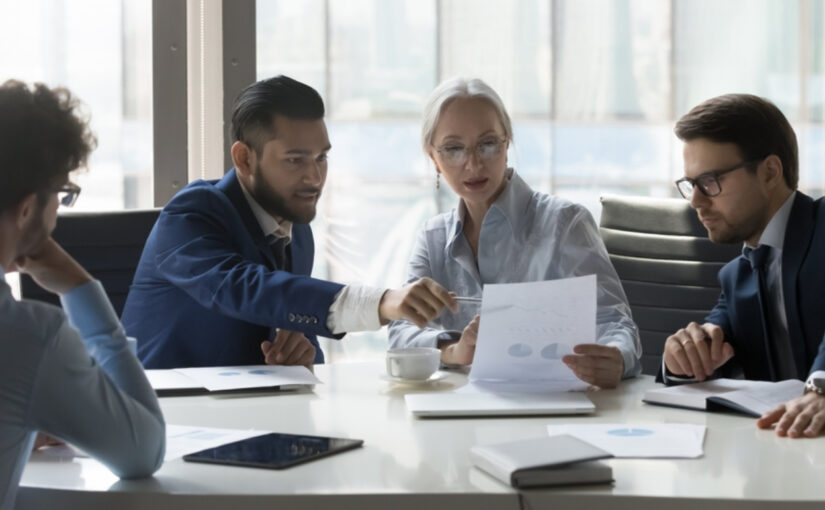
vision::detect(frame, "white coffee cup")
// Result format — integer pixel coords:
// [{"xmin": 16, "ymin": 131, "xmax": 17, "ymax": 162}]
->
[{"xmin": 386, "ymin": 347, "xmax": 440, "ymax": 380}]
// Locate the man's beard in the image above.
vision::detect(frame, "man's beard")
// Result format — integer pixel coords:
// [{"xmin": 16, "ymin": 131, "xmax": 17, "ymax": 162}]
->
[{"xmin": 251, "ymin": 163, "xmax": 319, "ymax": 224}]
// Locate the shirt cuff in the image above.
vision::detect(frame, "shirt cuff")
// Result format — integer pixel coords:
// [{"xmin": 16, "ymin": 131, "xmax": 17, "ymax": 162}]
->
[
  {"xmin": 660, "ymin": 356, "xmax": 697, "ymax": 385},
  {"xmin": 598, "ymin": 331, "xmax": 642, "ymax": 379},
  {"xmin": 59, "ymin": 280, "xmax": 122, "ymax": 340},
  {"xmin": 327, "ymin": 284, "xmax": 385, "ymax": 334}
]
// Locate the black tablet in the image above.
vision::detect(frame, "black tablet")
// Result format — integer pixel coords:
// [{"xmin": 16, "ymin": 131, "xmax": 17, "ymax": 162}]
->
[{"xmin": 183, "ymin": 432, "xmax": 363, "ymax": 469}]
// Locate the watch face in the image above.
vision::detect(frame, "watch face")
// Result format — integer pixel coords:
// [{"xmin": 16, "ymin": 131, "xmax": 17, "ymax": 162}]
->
[{"xmin": 807, "ymin": 378, "xmax": 825, "ymax": 395}]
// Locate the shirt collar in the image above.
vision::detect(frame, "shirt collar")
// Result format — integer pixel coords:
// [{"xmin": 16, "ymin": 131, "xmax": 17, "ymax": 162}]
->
[
  {"xmin": 238, "ymin": 176, "xmax": 293, "ymax": 243},
  {"xmin": 448, "ymin": 167, "xmax": 530, "ymax": 246},
  {"xmin": 744, "ymin": 190, "xmax": 796, "ymax": 253}
]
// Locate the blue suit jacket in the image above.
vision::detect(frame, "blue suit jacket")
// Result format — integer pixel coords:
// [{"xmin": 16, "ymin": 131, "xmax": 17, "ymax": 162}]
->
[
  {"xmin": 706, "ymin": 192, "xmax": 825, "ymax": 381},
  {"xmin": 122, "ymin": 169, "xmax": 345, "ymax": 369}
]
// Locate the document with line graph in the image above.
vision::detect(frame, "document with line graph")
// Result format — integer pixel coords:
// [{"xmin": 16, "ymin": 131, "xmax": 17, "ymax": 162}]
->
[{"xmin": 469, "ymin": 275, "xmax": 596, "ymax": 390}]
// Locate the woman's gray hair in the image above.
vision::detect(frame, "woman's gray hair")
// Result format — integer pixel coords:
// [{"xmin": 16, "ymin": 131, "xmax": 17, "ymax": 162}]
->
[{"xmin": 420, "ymin": 77, "xmax": 513, "ymax": 152}]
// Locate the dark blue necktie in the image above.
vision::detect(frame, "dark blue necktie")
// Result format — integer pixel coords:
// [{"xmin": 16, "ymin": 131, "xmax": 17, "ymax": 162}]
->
[
  {"xmin": 744, "ymin": 244, "xmax": 777, "ymax": 379},
  {"xmin": 268, "ymin": 235, "xmax": 290, "ymax": 271}
]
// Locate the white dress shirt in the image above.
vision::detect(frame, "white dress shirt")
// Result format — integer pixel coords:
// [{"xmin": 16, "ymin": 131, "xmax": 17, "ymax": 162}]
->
[{"xmin": 238, "ymin": 178, "xmax": 383, "ymax": 334}]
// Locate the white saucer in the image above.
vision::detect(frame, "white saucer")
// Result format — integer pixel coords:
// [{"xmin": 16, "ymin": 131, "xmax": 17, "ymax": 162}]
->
[{"xmin": 380, "ymin": 372, "xmax": 448, "ymax": 385}]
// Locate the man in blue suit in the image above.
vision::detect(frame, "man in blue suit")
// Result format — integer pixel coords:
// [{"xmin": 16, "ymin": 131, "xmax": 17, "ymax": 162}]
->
[
  {"xmin": 661, "ymin": 93, "xmax": 825, "ymax": 438},
  {"xmin": 122, "ymin": 76, "xmax": 456, "ymax": 369}
]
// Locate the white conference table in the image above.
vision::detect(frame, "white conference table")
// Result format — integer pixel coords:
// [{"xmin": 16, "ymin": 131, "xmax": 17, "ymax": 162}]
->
[{"xmin": 17, "ymin": 361, "xmax": 825, "ymax": 510}]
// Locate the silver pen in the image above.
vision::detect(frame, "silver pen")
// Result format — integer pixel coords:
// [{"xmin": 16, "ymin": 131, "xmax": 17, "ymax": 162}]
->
[{"xmin": 454, "ymin": 296, "xmax": 482, "ymax": 304}]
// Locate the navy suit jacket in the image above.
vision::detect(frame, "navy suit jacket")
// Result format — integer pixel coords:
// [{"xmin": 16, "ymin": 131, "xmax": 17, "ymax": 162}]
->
[
  {"xmin": 705, "ymin": 192, "xmax": 825, "ymax": 381},
  {"xmin": 122, "ymin": 169, "xmax": 345, "ymax": 369}
]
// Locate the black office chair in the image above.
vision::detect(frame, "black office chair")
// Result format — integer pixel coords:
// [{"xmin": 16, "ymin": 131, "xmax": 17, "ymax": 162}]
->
[
  {"xmin": 599, "ymin": 195, "xmax": 741, "ymax": 375},
  {"xmin": 20, "ymin": 209, "xmax": 160, "ymax": 317}
]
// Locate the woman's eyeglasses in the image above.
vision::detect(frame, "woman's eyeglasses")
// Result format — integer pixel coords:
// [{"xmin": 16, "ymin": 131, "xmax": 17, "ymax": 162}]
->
[{"xmin": 434, "ymin": 138, "xmax": 507, "ymax": 168}]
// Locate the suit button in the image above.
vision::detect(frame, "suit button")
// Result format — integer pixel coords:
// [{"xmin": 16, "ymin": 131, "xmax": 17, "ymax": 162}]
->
[
  {"xmin": 311, "ymin": 317, "xmax": 318, "ymax": 324},
  {"xmin": 289, "ymin": 313, "xmax": 296, "ymax": 322}
]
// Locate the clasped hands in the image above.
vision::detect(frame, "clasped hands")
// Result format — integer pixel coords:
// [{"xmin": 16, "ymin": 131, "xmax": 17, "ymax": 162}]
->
[{"xmin": 664, "ymin": 321, "xmax": 825, "ymax": 438}]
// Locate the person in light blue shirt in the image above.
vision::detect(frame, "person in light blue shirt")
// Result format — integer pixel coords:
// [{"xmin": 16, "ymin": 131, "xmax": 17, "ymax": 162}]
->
[
  {"xmin": 388, "ymin": 78, "xmax": 641, "ymax": 388},
  {"xmin": 0, "ymin": 80, "xmax": 165, "ymax": 510}
]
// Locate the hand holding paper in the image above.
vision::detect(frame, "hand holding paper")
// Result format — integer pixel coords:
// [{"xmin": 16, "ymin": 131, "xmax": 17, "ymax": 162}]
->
[
  {"xmin": 562, "ymin": 344, "xmax": 625, "ymax": 389},
  {"xmin": 470, "ymin": 275, "xmax": 596, "ymax": 391}
]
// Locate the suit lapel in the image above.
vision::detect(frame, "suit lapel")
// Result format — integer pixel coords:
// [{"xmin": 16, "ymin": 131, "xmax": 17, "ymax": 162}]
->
[
  {"xmin": 782, "ymin": 192, "xmax": 815, "ymax": 379},
  {"xmin": 216, "ymin": 169, "xmax": 278, "ymax": 269},
  {"xmin": 290, "ymin": 225, "xmax": 314, "ymax": 276}
]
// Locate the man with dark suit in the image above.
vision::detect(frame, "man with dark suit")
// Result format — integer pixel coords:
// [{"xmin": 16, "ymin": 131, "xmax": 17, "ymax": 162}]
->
[
  {"xmin": 662, "ymin": 93, "xmax": 825, "ymax": 438},
  {"xmin": 122, "ymin": 76, "xmax": 455, "ymax": 369}
]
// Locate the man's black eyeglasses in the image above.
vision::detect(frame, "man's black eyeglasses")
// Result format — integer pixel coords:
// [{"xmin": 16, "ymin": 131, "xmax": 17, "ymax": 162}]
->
[
  {"xmin": 675, "ymin": 159, "xmax": 762, "ymax": 199},
  {"xmin": 55, "ymin": 183, "xmax": 82, "ymax": 207}
]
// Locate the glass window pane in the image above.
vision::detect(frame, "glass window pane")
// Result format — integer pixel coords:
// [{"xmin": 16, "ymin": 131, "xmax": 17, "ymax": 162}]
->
[
  {"xmin": 799, "ymin": 124, "xmax": 825, "ymax": 194},
  {"xmin": 806, "ymin": 0, "xmax": 824, "ymax": 122},
  {"xmin": 674, "ymin": 0, "xmax": 800, "ymax": 119},
  {"xmin": 256, "ymin": 0, "xmax": 326, "ymax": 91},
  {"xmin": 555, "ymin": 0, "xmax": 671, "ymax": 121},
  {"xmin": 0, "ymin": 0, "xmax": 153, "ymax": 210},
  {"xmin": 328, "ymin": 0, "xmax": 436, "ymax": 119},
  {"xmin": 553, "ymin": 123, "xmax": 677, "ymax": 216},
  {"xmin": 441, "ymin": 0, "xmax": 551, "ymax": 116}
]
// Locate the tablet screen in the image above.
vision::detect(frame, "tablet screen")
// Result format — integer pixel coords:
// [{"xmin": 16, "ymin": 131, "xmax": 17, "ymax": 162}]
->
[{"xmin": 183, "ymin": 432, "xmax": 363, "ymax": 469}]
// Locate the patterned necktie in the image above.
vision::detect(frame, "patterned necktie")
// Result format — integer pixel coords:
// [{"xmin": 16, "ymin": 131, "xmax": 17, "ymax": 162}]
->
[{"xmin": 743, "ymin": 244, "xmax": 776, "ymax": 379}]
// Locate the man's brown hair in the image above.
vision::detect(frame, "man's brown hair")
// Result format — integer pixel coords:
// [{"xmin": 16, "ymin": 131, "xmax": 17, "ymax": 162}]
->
[{"xmin": 674, "ymin": 93, "xmax": 798, "ymax": 189}]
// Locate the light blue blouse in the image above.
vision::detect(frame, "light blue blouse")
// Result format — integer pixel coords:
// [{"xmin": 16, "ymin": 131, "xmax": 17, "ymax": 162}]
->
[
  {"xmin": 388, "ymin": 169, "xmax": 642, "ymax": 377},
  {"xmin": 0, "ymin": 267, "xmax": 165, "ymax": 510}
]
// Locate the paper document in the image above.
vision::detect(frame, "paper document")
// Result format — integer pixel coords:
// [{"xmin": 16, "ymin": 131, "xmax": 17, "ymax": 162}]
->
[
  {"xmin": 175, "ymin": 365, "xmax": 321, "ymax": 391},
  {"xmin": 547, "ymin": 423, "xmax": 706, "ymax": 458},
  {"xmin": 470, "ymin": 275, "xmax": 596, "ymax": 390},
  {"xmin": 165, "ymin": 424, "xmax": 265, "ymax": 461},
  {"xmin": 145, "ymin": 369, "xmax": 202, "ymax": 391}
]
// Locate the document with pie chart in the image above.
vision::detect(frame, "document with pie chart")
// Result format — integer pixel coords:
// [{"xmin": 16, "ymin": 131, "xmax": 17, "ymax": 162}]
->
[
  {"xmin": 469, "ymin": 275, "xmax": 596, "ymax": 391},
  {"xmin": 546, "ymin": 423, "xmax": 706, "ymax": 458}
]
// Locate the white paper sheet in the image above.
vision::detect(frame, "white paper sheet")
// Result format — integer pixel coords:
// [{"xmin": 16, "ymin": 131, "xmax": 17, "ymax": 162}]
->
[
  {"xmin": 145, "ymin": 369, "xmax": 202, "ymax": 391},
  {"xmin": 164, "ymin": 424, "xmax": 265, "ymax": 461},
  {"xmin": 469, "ymin": 275, "xmax": 596, "ymax": 390},
  {"xmin": 547, "ymin": 423, "xmax": 706, "ymax": 458},
  {"xmin": 175, "ymin": 365, "xmax": 321, "ymax": 391}
]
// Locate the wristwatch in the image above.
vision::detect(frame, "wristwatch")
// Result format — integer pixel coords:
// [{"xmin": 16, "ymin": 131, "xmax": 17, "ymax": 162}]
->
[
  {"xmin": 435, "ymin": 330, "xmax": 462, "ymax": 348},
  {"xmin": 804, "ymin": 377, "xmax": 825, "ymax": 395}
]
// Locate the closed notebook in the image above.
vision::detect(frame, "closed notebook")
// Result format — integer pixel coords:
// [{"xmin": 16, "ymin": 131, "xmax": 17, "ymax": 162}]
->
[{"xmin": 469, "ymin": 434, "xmax": 613, "ymax": 488}]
